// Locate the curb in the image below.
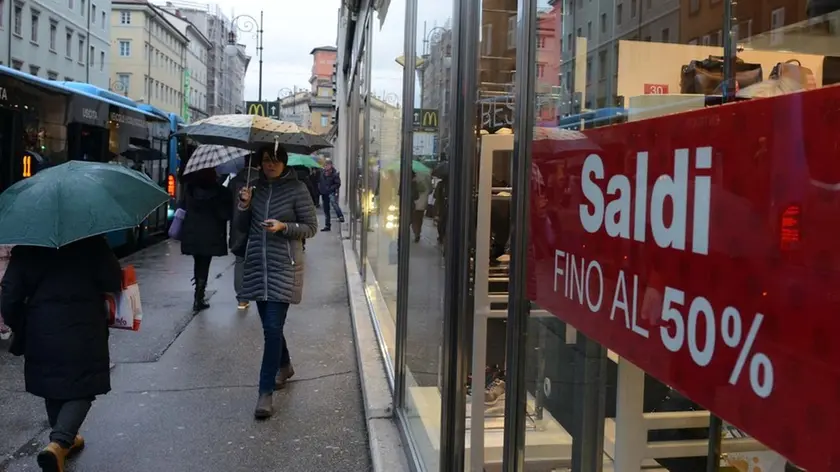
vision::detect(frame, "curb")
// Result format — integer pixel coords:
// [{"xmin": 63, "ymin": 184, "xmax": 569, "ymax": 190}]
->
[{"xmin": 341, "ymin": 239, "xmax": 410, "ymax": 472}]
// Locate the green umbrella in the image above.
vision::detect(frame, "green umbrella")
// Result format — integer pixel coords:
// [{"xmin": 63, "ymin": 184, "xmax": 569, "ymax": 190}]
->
[
  {"xmin": 385, "ymin": 160, "xmax": 432, "ymax": 174},
  {"xmin": 287, "ymin": 153, "xmax": 322, "ymax": 169},
  {"xmin": 0, "ymin": 161, "xmax": 170, "ymax": 248}
]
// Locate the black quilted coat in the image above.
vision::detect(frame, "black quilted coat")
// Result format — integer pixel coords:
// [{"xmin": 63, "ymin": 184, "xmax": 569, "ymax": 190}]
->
[{"xmin": 235, "ymin": 168, "xmax": 318, "ymax": 304}]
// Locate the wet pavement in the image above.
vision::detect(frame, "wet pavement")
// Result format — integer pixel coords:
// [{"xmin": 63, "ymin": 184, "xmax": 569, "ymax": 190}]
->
[{"xmin": 0, "ymin": 227, "xmax": 371, "ymax": 471}]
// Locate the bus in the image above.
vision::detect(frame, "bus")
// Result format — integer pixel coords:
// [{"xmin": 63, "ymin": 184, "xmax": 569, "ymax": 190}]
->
[{"xmin": 558, "ymin": 107, "xmax": 628, "ymax": 130}]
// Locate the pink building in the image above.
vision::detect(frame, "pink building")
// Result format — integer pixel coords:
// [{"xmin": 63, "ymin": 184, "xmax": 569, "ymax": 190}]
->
[
  {"xmin": 536, "ymin": 6, "xmax": 561, "ymax": 124},
  {"xmin": 309, "ymin": 46, "xmax": 338, "ymax": 135}
]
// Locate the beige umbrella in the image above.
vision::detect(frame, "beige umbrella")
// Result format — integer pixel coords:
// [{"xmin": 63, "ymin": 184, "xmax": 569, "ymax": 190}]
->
[{"xmin": 177, "ymin": 114, "xmax": 333, "ymax": 155}]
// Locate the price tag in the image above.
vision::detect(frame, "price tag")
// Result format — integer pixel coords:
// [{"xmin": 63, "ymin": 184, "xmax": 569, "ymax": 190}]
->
[{"xmin": 644, "ymin": 83, "xmax": 670, "ymax": 94}]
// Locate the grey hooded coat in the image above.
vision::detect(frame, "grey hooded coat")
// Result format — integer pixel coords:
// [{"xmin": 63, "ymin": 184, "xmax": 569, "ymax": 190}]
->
[{"xmin": 235, "ymin": 169, "xmax": 318, "ymax": 304}]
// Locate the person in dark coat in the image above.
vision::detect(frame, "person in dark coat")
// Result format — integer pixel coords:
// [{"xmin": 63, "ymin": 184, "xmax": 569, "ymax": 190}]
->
[
  {"xmin": 180, "ymin": 167, "xmax": 232, "ymax": 311},
  {"xmin": 317, "ymin": 159, "xmax": 344, "ymax": 231},
  {"xmin": 0, "ymin": 236, "xmax": 122, "ymax": 472},
  {"xmin": 236, "ymin": 146, "xmax": 318, "ymax": 419},
  {"xmin": 290, "ymin": 165, "xmax": 317, "ymax": 252},
  {"xmin": 228, "ymin": 157, "xmax": 260, "ymax": 311}
]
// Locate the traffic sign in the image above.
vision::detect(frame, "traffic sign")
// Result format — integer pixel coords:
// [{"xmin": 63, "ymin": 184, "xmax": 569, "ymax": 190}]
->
[{"xmin": 245, "ymin": 101, "xmax": 280, "ymax": 119}]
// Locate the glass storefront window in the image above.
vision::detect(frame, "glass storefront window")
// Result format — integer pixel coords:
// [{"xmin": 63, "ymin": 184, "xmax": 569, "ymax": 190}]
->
[{"xmin": 365, "ymin": 1, "xmax": 408, "ymax": 367}]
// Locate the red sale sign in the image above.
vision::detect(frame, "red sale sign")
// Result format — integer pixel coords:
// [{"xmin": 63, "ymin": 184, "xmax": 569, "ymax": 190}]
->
[
  {"xmin": 644, "ymin": 83, "xmax": 669, "ymax": 94},
  {"xmin": 529, "ymin": 85, "xmax": 840, "ymax": 472}
]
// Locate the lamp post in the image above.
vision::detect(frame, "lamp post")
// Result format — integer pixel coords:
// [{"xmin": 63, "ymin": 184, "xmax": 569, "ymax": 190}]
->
[{"xmin": 225, "ymin": 11, "xmax": 264, "ymax": 102}]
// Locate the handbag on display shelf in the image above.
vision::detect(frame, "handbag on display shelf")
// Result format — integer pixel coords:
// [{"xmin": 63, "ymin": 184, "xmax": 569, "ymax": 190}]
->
[
  {"xmin": 770, "ymin": 59, "xmax": 817, "ymax": 90},
  {"xmin": 680, "ymin": 55, "xmax": 763, "ymax": 95}
]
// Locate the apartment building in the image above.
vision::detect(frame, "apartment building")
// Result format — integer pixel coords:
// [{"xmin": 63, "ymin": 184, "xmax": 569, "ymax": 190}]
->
[
  {"xmin": 278, "ymin": 90, "xmax": 311, "ymax": 128},
  {"xmin": 0, "ymin": 0, "xmax": 112, "ymax": 86},
  {"xmin": 156, "ymin": 1, "xmax": 248, "ymax": 115},
  {"xmin": 679, "ymin": 0, "xmax": 807, "ymax": 45},
  {"xmin": 110, "ymin": 0, "xmax": 188, "ymax": 115},
  {"xmin": 159, "ymin": 8, "xmax": 210, "ymax": 121},
  {"xmin": 309, "ymin": 45, "xmax": 337, "ymax": 135}
]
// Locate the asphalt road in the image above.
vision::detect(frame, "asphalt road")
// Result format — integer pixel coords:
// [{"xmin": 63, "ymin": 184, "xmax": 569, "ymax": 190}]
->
[{"xmin": 0, "ymin": 225, "xmax": 371, "ymax": 472}]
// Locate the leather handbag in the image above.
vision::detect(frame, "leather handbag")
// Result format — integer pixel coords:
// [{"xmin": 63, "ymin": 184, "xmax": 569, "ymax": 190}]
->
[
  {"xmin": 770, "ymin": 59, "xmax": 817, "ymax": 90},
  {"xmin": 680, "ymin": 55, "xmax": 763, "ymax": 95}
]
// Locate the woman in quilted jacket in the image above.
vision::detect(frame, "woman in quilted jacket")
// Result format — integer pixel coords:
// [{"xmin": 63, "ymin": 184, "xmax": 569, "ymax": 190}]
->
[{"xmin": 236, "ymin": 145, "xmax": 318, "ymax": 419}]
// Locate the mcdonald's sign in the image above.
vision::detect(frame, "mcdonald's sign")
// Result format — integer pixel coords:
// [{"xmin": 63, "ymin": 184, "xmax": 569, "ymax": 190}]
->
[
  {"xmin": 413, "ymin": 108, "xmax": 439, "ymax": 131},
  {"xmin": 246, "ymin": 101, "xmax": 266, "ymax": 117}
]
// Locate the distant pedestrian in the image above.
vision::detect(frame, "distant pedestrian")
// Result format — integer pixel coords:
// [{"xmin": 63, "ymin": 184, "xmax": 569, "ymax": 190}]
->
[
  {"xmin": 411, "ymin": 171, "xmax": 432, "ymax": 243},
  {"xmin": 180, "ymin": 167, "xmax": 233, "ymax": 312},
  {"xmin": 318, "ymin": 158, "xmax": 344, "ymax": 231},
  {"xmin": 228, "ymin": 157, "xmax": 260, "ymax": 311},
  {"xmin": 236, "ymin": 145, "xmax": 318, "ymax": 419},
  {"xmin": 291, "ymin": 165, "xmax": 318, "ymax": 252},
  {"xmin": 0, "ymin": 236, "xmax": 122, "ymax": 472}
]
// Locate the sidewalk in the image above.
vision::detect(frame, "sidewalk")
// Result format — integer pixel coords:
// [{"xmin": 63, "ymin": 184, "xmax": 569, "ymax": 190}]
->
[{"xmin": 0, "ymin": 230, "xmax": 371, "ymax": 471}]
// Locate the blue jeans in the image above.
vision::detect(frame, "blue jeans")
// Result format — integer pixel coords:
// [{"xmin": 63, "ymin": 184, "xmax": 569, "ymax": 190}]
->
[
  {"xmin": 321, "ymin": 193, "xmax": 344, "ymax": 226},
  {"xmin": 256, "ymin": 301, "xmax": 291, "ymax": 394}
]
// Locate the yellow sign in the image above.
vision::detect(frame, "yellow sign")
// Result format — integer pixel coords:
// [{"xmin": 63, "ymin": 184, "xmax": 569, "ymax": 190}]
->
[
  {"xmin": 422, "ymin": 111, "xmax": 438, "ymax": 128},
  {"xmin": 247, "ymin": 102, "xmax": 266, "ymax": 116},
  {"xmin": 167, "ymin": 175, "xmax": 176, "ymax": 198},
  {"xmin": 22, "ymin": 154, "xmax": 32, "ymax": 178}
]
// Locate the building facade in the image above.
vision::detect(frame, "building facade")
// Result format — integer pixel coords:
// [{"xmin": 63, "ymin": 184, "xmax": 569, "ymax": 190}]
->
[
  {"xmin": 110, "ymin": 0, "xmax": 188, "ymax": 115},
  {"xmin": 157, "ymin": 1, "xmax": 249, "ymax": 115},
  {"xmin": 0, "ymin": 0, "xmax": 112, "ymax": 86},
  {"xmin": 337, "ymin": 0, "xmax": 840, "ymax": 471},
  {"xmin": 159, "ymin": 8, "xmax": 210, "ymax": 122},
  {"xmin": 309, "ymin": 46, "xmax": 337, "ymax": 135},
  {"xmin": 278, "ymin": 90, "xmax": 311, "ymax": 128}
]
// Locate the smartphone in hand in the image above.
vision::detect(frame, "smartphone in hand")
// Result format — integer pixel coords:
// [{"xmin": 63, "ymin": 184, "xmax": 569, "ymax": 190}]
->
[{"xmin": 259, "ymin": 221, "xmax": 271, "ymax": 228}]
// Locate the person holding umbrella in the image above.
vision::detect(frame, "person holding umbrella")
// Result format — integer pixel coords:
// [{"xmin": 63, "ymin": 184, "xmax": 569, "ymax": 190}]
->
[
  {"xmin": 0, "ymin": 161, "xmax": 169, "ymax": 472},
  {"xmin": 236, "ymin": 145, "xmax": 318, "ymax": 419}
]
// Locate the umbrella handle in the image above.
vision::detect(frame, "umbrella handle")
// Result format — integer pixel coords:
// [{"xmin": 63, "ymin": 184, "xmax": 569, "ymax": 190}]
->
[
  {"xmin": 274, "ymin": 135, "xmax": 279, "ymax": 156},
  {"xmin": 247, "ymin": 152, "xmax": 253, "ymax": 183}
]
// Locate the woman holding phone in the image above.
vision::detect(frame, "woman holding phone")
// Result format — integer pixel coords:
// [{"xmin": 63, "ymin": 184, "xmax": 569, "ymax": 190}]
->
[{"xmin": 236, "ymin": 145, "xmax": 318, "ymax": 419}]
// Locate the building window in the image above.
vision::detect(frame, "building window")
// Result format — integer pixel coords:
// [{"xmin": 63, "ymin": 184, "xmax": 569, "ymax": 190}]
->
[
  {"xmin": 537, "ymin": 34, "xmax": 546, "ymax": 48},
  {"xmin": 30, "ymin": 11, "xmax": 38, "ymax": 43},
  {"xmin": 507, "ymin": 15, "xmax": 516, "ymax": 49},
  {"xmin": 600, "ymin": 13, "xmax": 607, "ymax": 33},
  {"xmin": 89, "ymin": 45, "xmax": 94, "ymax": 65},
  {"xmin": 599, "ymin": 50, "xmax": 607, "ymax": 79},
  {"xmin": 47, "ymin": 70, "xmax": 58, "ymax": 80},
  {"xmin": 49, "ymin": 21, "xmax": 57, "ymax": 50},
  {"xmin": 91, "ymin": 4, "xmax": 95, "ymax": 21},
  {"xmin": 0, "ymin": 0, "xmax": 4, "ymax": 28},
  {"xmin": 690, "ymin": 0, "xmax": 699, "ymax": 13},
  {"xmin": 120, "ymin": 11, "xmax": 130, "ymax": 24},
  {"xmin": 13, "ymin": 4, "xmax": 22, "ymax": 36},
  {"xmin": 662, "ymin": 27, "xmax": 670, "ymax": 42},
  {"xmin": 770, "ymin": 8, "xmax": 785, "ymax": 44},
  {"xmin": 78, "ymin": 37, "xmax": 84, "ymax": 62},
  {"xmin": 101, "ymin": 11, "xmax": 105, "ymax": 28},
  {"xmin": 715, "ymin": 29, "xmax": 722, "ymax": 46},
  {"xmin": 567, "ymin": 33, "xmax": 572, "ymax": 50},
  {"xmin": 577, "ymin": 27, "xmax": 582, "ymax": 38},
  {"xmin": 616, "ymin": 4, "xmax": 622, "ymax": 25},
  {"xmin": 65, "ymin": 29, "xmax": 73, "ymax": 57},
  {"xmin": 99, "ymin": 50, "xmax": 104, "ymax": 70},
  {"xmin": 586, "ymin": 56, "xmax": 592, "ymax": 83},
  {"xmin": 732, "ymin": 24, "xmax": 740, "ymax": 42},
  {"xmin": 536, "ymin": 63, "xmax": 545, "ymax": 78},
  {"xmin": 117, "ymin": 73, "xmax": 130, "ymax": 94},
  {"xmin": 587, "ymin": 21, "xmax": 592, "ymax": 39},
  {"xmin": 11, "ymin": 59, "xmax": 22, "ymax": 70},
  {"xmin": 119, "ymin": 40, "xmax": 131, "ymax": 57},
  {"xmin": 29, "ymin": 64, "xmax": 39, "ymax": 76},
  {"xmin": 482, "ymin": 24, "xmax": 492, "ymax": 55},
  {"xmin": 631, "ymin": 0, "xmax": 637, "ymax": 17},
  {"xmin": 80, "ymin": 0, "xmax": 85, "ymax": 15},
  {"xmin": 701, "ymin": 34, "xmax": 711, "ymax": 45},
  {"xmin": 320, "ymin": 115, "xmax": 328, "ymax": 127}
]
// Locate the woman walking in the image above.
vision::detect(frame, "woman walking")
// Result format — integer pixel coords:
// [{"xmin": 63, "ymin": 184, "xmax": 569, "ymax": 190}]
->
[
  {"xmin": 236, "ymin": 145, "xmax": 318, "ymax": 419},
  {"xmin": 1, "ymin": 236, "xmax": 122, "ymax": 472},
  {"xmin": 180, "ymin": 168, "xmax": 232, "ymax": 311}
]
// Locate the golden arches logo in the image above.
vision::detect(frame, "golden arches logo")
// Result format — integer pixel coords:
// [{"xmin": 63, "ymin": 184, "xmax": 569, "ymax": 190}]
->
[
  {"xmin": 422, "ymin": 111, "xmax": 438, "ymax": 127},
  {"xmin": 248, "ymin": 103, "xmax": 266, "ymax": 116}
]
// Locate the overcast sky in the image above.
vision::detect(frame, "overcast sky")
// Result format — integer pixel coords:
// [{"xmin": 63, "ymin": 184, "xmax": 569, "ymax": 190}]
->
[{"xmin": 214, "ymin": 0, "xmax": 552, "ymax": 103}]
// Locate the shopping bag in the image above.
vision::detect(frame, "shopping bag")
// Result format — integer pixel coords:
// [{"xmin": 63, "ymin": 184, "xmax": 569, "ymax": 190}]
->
[
  {"xmin": 105, "ymin": 265, "xmax": 143, "ymax": 331},
  {"xmin": 168, "ymin": 208, "xmax": 186, "ymax": 240}
]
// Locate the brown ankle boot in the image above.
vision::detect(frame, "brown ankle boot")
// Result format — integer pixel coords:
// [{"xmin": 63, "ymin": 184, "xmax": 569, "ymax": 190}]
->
[
  {"xmin": 36, "ymin": 442, "xmax": 68, "ymax": 472},
  {"xmin": 275, "ymin": 364, "xmax": 295, "ymax": 389},
  {"xmin": 68, "ymin": 435, "xmax": 85, "ymax": 455}
]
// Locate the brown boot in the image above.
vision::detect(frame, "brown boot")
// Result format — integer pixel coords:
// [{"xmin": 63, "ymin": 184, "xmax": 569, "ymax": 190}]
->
[
  {"xmin": 36, "ymin": 442, "xmax": 68, "ymax": 472},
  {"xmin": 254, "ymin": 393, "xmax": 274, "ymax": 419},
  {"xmin": 275, "ymin": 364, "xmax": 295, "ymax": 390},
  {"xmin": 68, "ymin": 435, "xmax": 85, "ymax": 455}
]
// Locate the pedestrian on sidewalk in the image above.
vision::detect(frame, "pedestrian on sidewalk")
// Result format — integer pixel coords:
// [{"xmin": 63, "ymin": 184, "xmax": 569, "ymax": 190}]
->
[
  {"xmin": 180, "ymin": 167, "xmax": 233, "ymax": 312},
  {"xmin": 291, "ymin": 164, "xmax": 318, "ymax": 252},
  {"xmin": 411, "ymin": 170, "xmax": 432, "ymax": 243},
  {"xmin": 228, "ymin": 157, "xmax": 261, "ymax": 311},
  {"xmin": 318, "ymin": 158, "xmax": 344, "ymax": 231},
  {"xmin": 236, "ymin": 145, "xmax": 318, "ymax": 419},
  {"xmin": 0, "ymin": 236, "xmax": 122, "ymax": 472}
]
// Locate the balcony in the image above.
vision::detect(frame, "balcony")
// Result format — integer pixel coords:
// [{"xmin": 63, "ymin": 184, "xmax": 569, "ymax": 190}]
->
[{"xmin": 309, "ymin": 95, "xmax": 334, "ymax": 108}]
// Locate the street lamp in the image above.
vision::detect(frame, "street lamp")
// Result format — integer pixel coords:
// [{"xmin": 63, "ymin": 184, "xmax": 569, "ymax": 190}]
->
[{"xmin": 225, "ymin": 11, "xmax": 264, "ymax": 102}]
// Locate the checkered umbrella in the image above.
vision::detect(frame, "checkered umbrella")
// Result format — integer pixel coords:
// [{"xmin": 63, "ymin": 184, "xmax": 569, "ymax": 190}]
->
[
  {"xmin": 183, "ymin": 145, "xmax": 251, "ymax": 175},
  {"xmin": 176, "ymin": 114, "xmax": 333, "ymax": 154}
]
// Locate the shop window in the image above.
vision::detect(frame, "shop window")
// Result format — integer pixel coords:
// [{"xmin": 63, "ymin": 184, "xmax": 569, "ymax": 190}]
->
[
  {"xmin": 30, "ymin": 11, "xmax": 39, "ymax": 43},
  {"xmin": 120, "ymin": 11, "xmax": 131, "ymax": 25},
  {"xmin": 507, "ymin": 15, "xmax": 516, "ymax": 49},
  {"xmin": 13, "ymin": 4, "xmax": 22, "ymax": 36},
  {"xmin": 49, "ymin": 21, "xmax": 56, "ymax": 50},
  {"xmin": 616, "ymin": 4, "xmax": 622, "ymax": 25}
]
